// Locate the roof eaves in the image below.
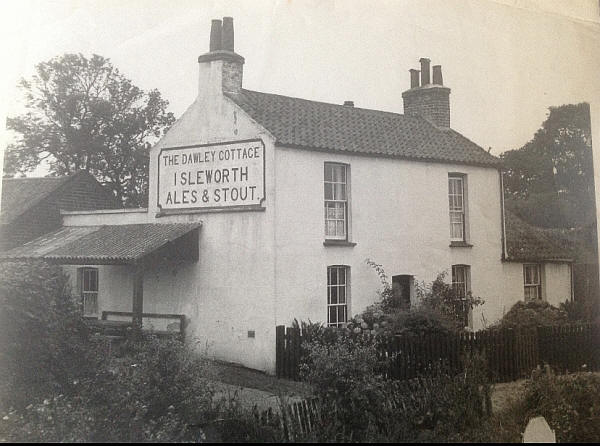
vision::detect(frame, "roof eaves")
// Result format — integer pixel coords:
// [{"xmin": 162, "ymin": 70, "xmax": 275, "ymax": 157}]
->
[{"xmin": 274, "ymin": 141, "xmax": 502, "ymax": 168}]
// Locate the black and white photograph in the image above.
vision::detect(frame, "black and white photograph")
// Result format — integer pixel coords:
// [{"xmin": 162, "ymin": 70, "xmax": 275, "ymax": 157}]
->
[{"xmin": 1, "ymin": 0, "xmax": 599, "ymax": 442}]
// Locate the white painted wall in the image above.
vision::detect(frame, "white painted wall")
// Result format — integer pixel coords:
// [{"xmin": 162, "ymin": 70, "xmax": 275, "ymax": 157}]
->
[
  {"xmin": 272, "ymin": 146, "xmax": 504, "ymax": 330},
  {"xmin": 59, "ymin": 55, "xmax": 573, "ymax": 373},
  {"xmin": 544, "ymin": 263, "xmax": 573, "ymax": 307}
]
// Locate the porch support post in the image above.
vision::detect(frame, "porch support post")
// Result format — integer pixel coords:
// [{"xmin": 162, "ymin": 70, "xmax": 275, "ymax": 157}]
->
[{"xmin": 132, "ymin": 261, "xmax": 144, "ymax": 329}]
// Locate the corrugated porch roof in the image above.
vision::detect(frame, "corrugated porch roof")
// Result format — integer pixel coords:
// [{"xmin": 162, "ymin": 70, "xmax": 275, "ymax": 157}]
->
[{"xmin": 0, "ymin": 223, "xmax": 201, "ymax": 264}]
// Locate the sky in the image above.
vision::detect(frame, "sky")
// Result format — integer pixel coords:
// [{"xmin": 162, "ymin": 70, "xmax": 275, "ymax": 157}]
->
[{"xmin": 1, "ymin": 0, "xmax": 599, "ymax": 175}]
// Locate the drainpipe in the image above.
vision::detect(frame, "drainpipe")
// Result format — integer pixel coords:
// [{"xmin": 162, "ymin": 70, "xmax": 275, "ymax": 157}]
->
[{"xmin": 500, "ymin": 169, "xmax": 508, "ymax": 260}]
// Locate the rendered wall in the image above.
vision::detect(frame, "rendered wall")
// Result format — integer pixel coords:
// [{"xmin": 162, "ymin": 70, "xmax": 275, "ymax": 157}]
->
[
  {"xmin": 63, "ymin": 58, "xmax": 280, "ymax": 372},
  {"xmin": 272, "ymin": 146, "xmax": 508, "ymax": 331}
]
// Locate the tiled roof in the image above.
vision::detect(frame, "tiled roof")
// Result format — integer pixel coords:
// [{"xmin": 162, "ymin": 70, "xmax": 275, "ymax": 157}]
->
[
  {"xmin": 505, "ymin": 211, "xmax": 574, "ymax": 262},
  {"xmin": 0, "ymin": 223, "xmax": 201, "ymax": 264},
  {"xmin": 1, "ymin": 176, "xmax": 70, "ymax": 224},
  {"xmin": 225, "ymin": 89, "xmax": 500, "ymax": 167},
  {"xmin": 1, "ymin": 171, "xmax": 119, "ymax": 225}
]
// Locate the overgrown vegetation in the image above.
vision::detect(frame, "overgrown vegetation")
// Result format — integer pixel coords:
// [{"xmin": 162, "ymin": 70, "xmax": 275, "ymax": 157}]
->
[
  {"xmin": 3, "ymin": 260, "xmax": 600, "ymax": 442},
  {"xmin": 299, "ymin": 329, "xmax": 493, "ymax": 442},
  {"xmin": 0, "ymin": 260, "xmax": 271, "ymax": 442},
  {"xmin": 0, "ymin": 261, "xmax": 93, "ymax": 410},
  {"xmin": 495, "ymin": 300, "xmax": 570, "ymax": 329},
  {"xmin": 519, "ymin": 367, "xmax": 600, "ymax": 442}
]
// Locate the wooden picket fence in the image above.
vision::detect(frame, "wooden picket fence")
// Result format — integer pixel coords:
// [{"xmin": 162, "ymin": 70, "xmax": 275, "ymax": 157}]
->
[{"xmin": 276, "ymin": 323, "xmax": 600, "ymax": 382}]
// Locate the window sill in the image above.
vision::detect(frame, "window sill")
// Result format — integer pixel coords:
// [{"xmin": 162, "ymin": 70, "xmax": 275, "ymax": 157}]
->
[
  {"xmin": 449, "ymin": 241, "xmax": 473, "ymax": 248},
  {"xmin": 323, "ymin": 240, "xmax": 357, "ymax": 247}
]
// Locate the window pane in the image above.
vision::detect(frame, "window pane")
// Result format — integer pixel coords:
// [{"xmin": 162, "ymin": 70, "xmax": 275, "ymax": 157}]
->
[
  {"xmin": 332, "ymin": 165, "xmax": 345, "ymax": 183},
  {"xmin": 338, "ymin": 286, "xmax": 346, "ymax": 304},
  {"xmin": 325, "ymin": 219, "xmax": 336, "ymax": 236},
  {"xmin": 329, "ymin": 286, "xmax": 338, "ymax": 304},
  {"xmin": 338, "ymin": 268, "xmax": 346, "ymax": 286},
  {"xmin": 329, "ymin": 306, "xmax": 337, "ymax": 325},
  {"xmin": 334, "ymin": 183, "xmax": 346, "ymax": 200},
  {"xmin": 324, "ymin": 183, "xmax": 333, "ymax": 200},
  {"xmin": 91, "ymin": 270, "xmax": 98, "ymax": 292},
  {"xmin": 338, "ymin": 306, "xmax": 347, "ymax": 324},
  {"xmin": 330, "ymin": 267, "xmax": 338, "ymax": 285},
  {"xmin": 336, "ymin": 221, "xmax": 345, "ymax": 237},
  {"xmin": 324, "ymin": 164, "xmax": 333, "ymax": 182}
]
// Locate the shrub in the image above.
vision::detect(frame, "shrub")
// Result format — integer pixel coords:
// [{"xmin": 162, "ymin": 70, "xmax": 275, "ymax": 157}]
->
[
  {"xmin": 415, "ymin": 271, "xmax": 484, "ymax": 326},
  {"xmin": 0, "ymin": 333, "xmax": 217, "ymax": 442},
  {"xmin": 560, "ymin": 298, "xmax": 600, "ymax": 323},
  {"xmin": 300, "ymin": 332, "xmax": 493, "ymax": 442},
  {"xmin": 497, "ymin": 300, "xmax": 569, "ymax": 329},
  {"xmin": 363, "ymin": 260, "xmax": 484, "ymax": 336},
  {"xmin": 0, "ymin": 261, "xmax": 93, "ymax": 410},
  {"xmin": 386, "ymin": 353, "xmax": 492, "ymax": 437},
  {"xmin": 520, "ymin": 367, "xmax": 600, "ymax": 442},
  {"xmin": 300, "ymin": 334, "xmax": 390, "ymax": 441},
  {"xmin": 72, "ymin": 333, "xmax": 216, "ymax": 442}
]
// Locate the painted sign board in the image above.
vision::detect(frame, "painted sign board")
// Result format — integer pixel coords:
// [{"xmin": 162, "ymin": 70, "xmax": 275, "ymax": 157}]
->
[{"xmin": 157, "ymin": 139, "xmax": 265, "ymax": 212}]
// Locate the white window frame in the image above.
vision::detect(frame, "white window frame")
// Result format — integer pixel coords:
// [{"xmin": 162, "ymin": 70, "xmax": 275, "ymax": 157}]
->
[
  {"xmin": 327, "ymin": 265, "xmax": 349, "ymax": 327},
  {"xmin": 80, "ymin": 267, "xmax": 99, "ymax": 318},
  {"xmin": 448, "ymin": 174, "xmax": 466, "ymax": 242},
  {"xmin": 523, "ymin": 263, "xmax": 542, "ymax": 301},
  {"xmin": 452, "ymin": 264, "xmax": 471, "ymax": 328},
  {"xmin": 324, "ymin": 163, "xmax": 348, "ymax": 240}
]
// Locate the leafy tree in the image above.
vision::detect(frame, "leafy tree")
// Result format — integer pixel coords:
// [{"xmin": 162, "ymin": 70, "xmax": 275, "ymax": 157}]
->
[
  {"xmin": 501, "ymin": 103, "xmax": 594, "ymax": 228},
  {"xmin": 4, "ymin": 53, "xmax": 175, "ymax": 207}
]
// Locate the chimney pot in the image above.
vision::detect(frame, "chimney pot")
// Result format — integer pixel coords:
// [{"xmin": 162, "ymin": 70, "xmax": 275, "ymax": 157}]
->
[
  {"xmin": 209, "ymin": 19, "xmax": 222, "ymax": 52},
  {"xmin": 419, "ymin": 58, "xmax": 431, "ymax": 85},
  {"xmin": 409, "ymin": 69, "xmax": 420, "ymax": 88},
  {"xmin": 343, "ymin": 101, "xmax": 354, "ymax": 107},
  {"xmin": 432, "ymin": 65, "xmax": 443, "ymax": 85},
  {"xmin": 222, "ymin": 17, "xmax": 234, "ymax": 51},
  {"xmin": 403, "ymin": 58, "xmax": 450, "ymax": 128}
]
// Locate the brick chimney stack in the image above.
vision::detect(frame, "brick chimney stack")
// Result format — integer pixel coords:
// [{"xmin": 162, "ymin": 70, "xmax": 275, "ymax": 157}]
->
[
  {"xmin": 402, "ymin": 58, "xmax": 451, "ymax": 128},
  {"xmin": 198, "ymin": 17, "xmax": 244, "ymax": 95}
]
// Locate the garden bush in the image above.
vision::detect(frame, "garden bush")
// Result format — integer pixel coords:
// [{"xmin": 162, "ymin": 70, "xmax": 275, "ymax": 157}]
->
[
  {"xmin": 560, "ymin": 298, "xmax": 600, "ymax": 323},
  {"xmin": 0, "ymin": 260, "xmax": 93, "ymax": 410},
  {"xmin": 299, "ymin": 333, "xmax": 390, "ymax": 441},
  {"xmin": 1, "ymin": 333, "xmax": 217, "ymax": 442},
  {"xmin": 299, "ymin": 331, "xmax": 493, "ymax": 442},
  {"xmin": 520, "ymin": 366, "xmax": 600, "ymax": 442},
  {"xmin": 496, "ymin": 300, "xmax": 569, "ymax": 329}
]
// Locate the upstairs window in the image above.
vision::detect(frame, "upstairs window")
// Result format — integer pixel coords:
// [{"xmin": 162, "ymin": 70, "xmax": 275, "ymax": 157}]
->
[
  {"xmin": 448, "ymin": 175, "xmax": 466, "ymax": 241},
  {"xmin": 327, "ymin": 265, "xmax": 349, "ymax": 327},
  {"xmin": 524, "ymin": 264, "xmax": 542, "ymax": 301},
  {"xmin": 324, "ymin": 163, "xmax": 348, "ymax": 240},
  {"xmin": 80, "ymin": 267, "xmax": 99, "ymax": 318}
]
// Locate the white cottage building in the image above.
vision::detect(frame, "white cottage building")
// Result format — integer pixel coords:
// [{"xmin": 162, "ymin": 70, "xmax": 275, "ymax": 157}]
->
[{"xmin": 0, "ymin": 18, "xmax": 574, "ymax": 373}]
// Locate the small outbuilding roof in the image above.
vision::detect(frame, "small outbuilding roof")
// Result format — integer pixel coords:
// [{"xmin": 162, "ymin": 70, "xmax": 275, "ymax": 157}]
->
[
  {"xmin": 1, "ymin": 176, "xmax": 70, "ymax": 224},
  {"xmin": 1, "ymin": 171, "xmax": 119, "ymax": 225},
  {"xmin": 225, "ymin": 89, "xmax": 500, "ymax": 167},
  {"xmin": 0, "ymin": 223, "xmax": 201, "ymax": 264},
  {"xmin": 505, "ymin": 211, "xmax": 575, "ymax": 262}
]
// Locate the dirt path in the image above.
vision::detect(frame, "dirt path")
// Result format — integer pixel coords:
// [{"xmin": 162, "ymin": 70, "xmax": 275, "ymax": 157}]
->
[
  {"xmin": 208, "ymin": 360, "xmax": 531, "ymax": 414},
  {"xmin": 206, "ymin": 361, "xmax": 312, "ymax": 412}
]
